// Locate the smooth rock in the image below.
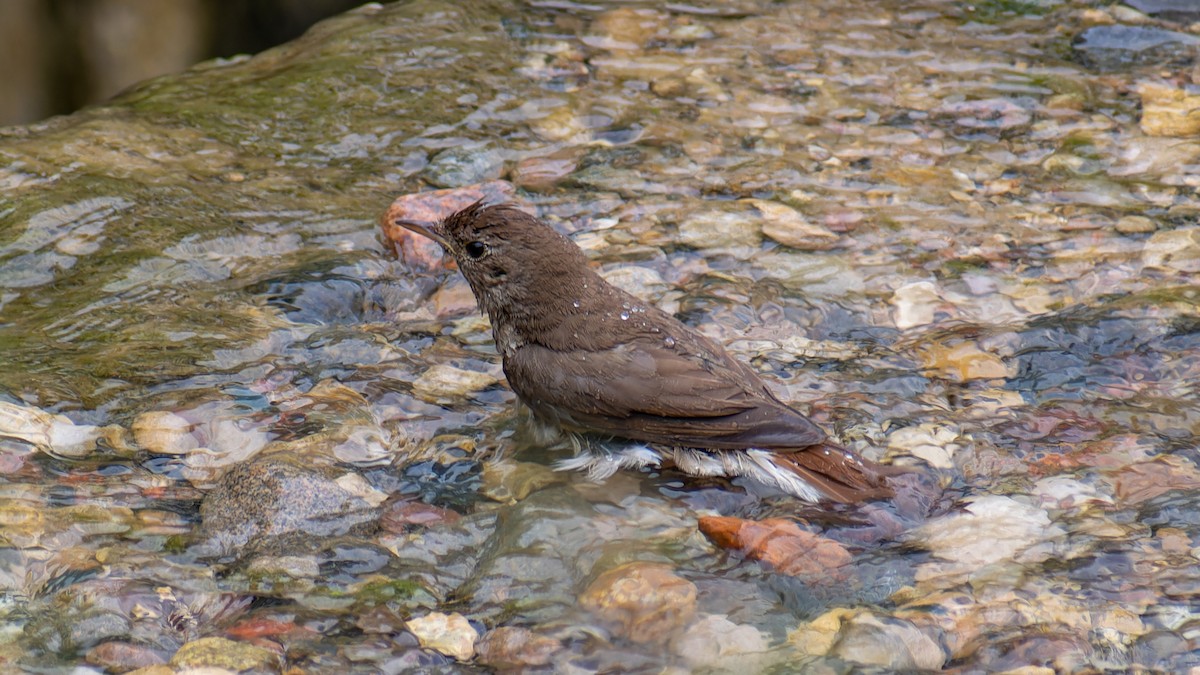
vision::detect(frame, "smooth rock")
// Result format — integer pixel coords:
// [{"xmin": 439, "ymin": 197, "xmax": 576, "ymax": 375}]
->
[
  {"xmin": 69, "ymin": 612, "xmax": 133, "ymax": 652},
  {"xmin": 480, "ymin": 459, "xmax": 565, "ymax": 502},
  {"xmin": 887, "ymin": 424, "xmax": 964, "ymax": 470},
  {"xmin": 918, "ymin": 340, "xmax": 1013, "ymax": 382},
  {"xmin": 244, "ymin": 554, "xmax": 321, "ymax": 578},
  {"xmin": 585, "ymin": 7, "xmax": 668, "ymax": 52},
  {"xmin": 85, "ymin": 641, "xmax": 167, "ymax": 673},
  {"xmin": 671, "ymin": 614, "xmax": 770, "ymax": 671},
  {"xmin": 1127, "ymin": 0, "xmax": 1200, "ymax": 22},
  {"xmin": 599, "ymin": 265, "xmax": 669, "ymax": 299},
  {"xmin": 910, "ymin": 496, "xmax": 1064, "ymax": 578},
  {"xmin": 330, "ymin": 426, "xmax": 393, "ymax": 466},
  {"xmin": 169, "ymin": 636, "xmax": 280, "ymax": 673},
  {"xmin": 1111, "ymin": 455, "xmax": 1200, "ymax": 504},
  {"xmin": 678, "ymin": 208, "xmax": 762, "ymax": 249},
  {"xmin": 132, "ymin": 410, "xmax": 197, "ymax": 455},
  {"xmin": 194, "ymin": 455, "xmax": 380, "ymax": 562},
  {"xmin": 748, "ymin": 199, "xmax": 839, "ymax": 250},
  {"xmin": 698, "ymin": 516, "xmax": 852, "ymax": 580},
  {"xmin": 424, "ymin": 146, "xmax": 506, "ymax": 189},
  {"xmin": 579, "ymin": 562, "xmax": 697, "ymax": 644},
  {"xmin": 1143, "ymin": 227, "xmax": 1200, "ymax": 272},
  {"xmin": 412, "ymin": 364, "xmax": 499, "ymax": 404},
  {"xmin": 405, "ymin": 611, "xmax": 478, "ymax": 661},
  {"xmin": 1031, "ymin": 476, "xmax": 1114, "ymax": 511},
  {"xmin": 0, "ymin": 400, "xmax": 128, "ymax": 458},
  {"xmin": 1115, "ymin": 215, "xmax": 1157, "ymax": 234},
  {"xmin": 1138, "ymin": 82, "xmax": 1200, "ymax": 137},
  {"xmin": 758, "ymin": 251, "xmax": 865, "ymax": 298},
  {"xmin": 475, "ymin": 626, "xmax": 563, "ymax": 669},
  {"xmin": 1073, "ymin": 25, "xmax": 1200, "ymax": 71},
  {"xmin": 199, "ymin": 417, "xmax": 271, "ymax": 469},
  {"xmin": 790, "ymin": 607, "xmax": 855, "ymax": 656},
  {"xmin": 829, "ymin": 612, "xmax": 948, "ymax": 670},
  {"xmin": 892, "ymin": 281, "xmax": 943, "ymax": 329},
  {"xmin": 528, "ymin": 106, "xmax": 587, "ymax": 142},
  {"xmin": 512, "ymin": 152, "xmax": 579, "ymax": 191},
  {"xmin": 379, "ymin": 497, "xmax": 462, "ymax": 532},
  {"xmin": 432, "ymin": 278, "xmax": 479, "ymax": 319}
]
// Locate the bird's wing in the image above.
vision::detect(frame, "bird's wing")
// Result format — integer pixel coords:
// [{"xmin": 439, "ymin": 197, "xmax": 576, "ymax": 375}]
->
[{"xmin": 504, "ymin": 333, "xmax": 827, "ymax": 450}]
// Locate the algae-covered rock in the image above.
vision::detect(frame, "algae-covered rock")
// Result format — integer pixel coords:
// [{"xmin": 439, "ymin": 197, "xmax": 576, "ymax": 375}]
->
[
  {"xmin": 169, "ymin": 636, "xmax": 280, "ymax": 673},
  {"xmin": 0, "ymin": 1, "xmax": 521, "ymax": 406}
]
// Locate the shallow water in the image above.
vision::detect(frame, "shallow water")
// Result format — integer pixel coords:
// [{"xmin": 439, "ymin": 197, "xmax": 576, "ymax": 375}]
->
[{"xmin": 1, "ymin": 0, "xmax": 1199, "ymax": 672}]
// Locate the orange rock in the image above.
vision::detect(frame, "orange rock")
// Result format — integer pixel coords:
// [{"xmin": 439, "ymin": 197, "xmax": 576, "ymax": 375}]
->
[
  {"xmin": 916, "ymin": 340, "xmax": 1012, "ymax": 382},
  {"xmin": 698, "ymin": 516, "xmax": 852, "ymax": 580},
  {"xmin": 379, "ymin": 497, "xmax": 462, "ymax": 533},
  {"xmin": 380, "ymin": 216, "xmax": 446, "ymax": 270},
  {"xmin": 224, "ymin": 616, "xmax": 305, "ymax": 640},
  {"xmin": 379, "ymin": 180, "xmax": 516, "ymax": 270}
]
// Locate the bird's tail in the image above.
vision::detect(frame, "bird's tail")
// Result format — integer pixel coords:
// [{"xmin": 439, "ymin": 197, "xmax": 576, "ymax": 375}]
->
[{"xmin": 771, "ymin": 442, "xmax": 896, "ymax": 503}]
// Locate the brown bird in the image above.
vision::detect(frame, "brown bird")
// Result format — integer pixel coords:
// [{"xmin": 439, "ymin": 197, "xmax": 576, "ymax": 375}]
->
[{"xmin": 397, "ymin": 201, "xmax": 893, "ymax": 503}]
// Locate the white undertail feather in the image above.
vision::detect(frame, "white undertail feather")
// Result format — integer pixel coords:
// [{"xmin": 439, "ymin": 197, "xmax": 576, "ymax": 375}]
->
[
  {"xmin": 553, "ymin": 444, "xmax": 660, "ymax": 480},
  {"xmin": 552, "ymin": 439, "xmax": 825, "ymax": 503}
]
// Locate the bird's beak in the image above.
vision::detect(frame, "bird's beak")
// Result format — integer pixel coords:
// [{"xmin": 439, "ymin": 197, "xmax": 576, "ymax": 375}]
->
[{"xmin": 394, "ymin": 219, "xmax": 450, "ymax": 250}]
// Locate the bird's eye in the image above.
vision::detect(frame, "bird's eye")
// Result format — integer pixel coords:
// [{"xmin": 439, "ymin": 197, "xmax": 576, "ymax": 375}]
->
[{"xmin": 464, "ymin": 241, "xmax": 488, "ymax": 259}]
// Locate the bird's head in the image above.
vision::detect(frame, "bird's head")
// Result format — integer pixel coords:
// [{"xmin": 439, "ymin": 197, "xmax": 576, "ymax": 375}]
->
[{"xmin": 396, "ymin": 201, "xmax": 593, "ymax": 320}]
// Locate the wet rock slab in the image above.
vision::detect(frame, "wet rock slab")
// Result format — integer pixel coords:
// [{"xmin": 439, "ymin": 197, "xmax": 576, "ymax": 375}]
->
[
  {"xmin": 1073, "ymin": 25, "xmax": 1200, "ymax": 71},
  {"xmin": 1126, "ymin": 0, "xmax": 1200, "ymax": 23}
]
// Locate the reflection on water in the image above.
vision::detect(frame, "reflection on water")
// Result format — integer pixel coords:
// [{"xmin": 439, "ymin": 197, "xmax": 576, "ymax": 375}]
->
[{"xmin": 1, "ymin": 0, "xmax": 1199, "ymax": 671}]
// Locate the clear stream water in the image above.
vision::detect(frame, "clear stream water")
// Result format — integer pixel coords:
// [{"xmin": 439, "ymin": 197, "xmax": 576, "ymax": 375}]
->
[{"xmin": 1, "ymin": 0, "xmax": 1199, "ymax": 672}]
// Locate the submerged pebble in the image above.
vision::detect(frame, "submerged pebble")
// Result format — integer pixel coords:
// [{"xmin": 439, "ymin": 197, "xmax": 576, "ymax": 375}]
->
[
  {"xmin": 1, "ymin": 0, "xmax": 1199, "ymax": 672},
  {"xmin": 887, "ymin": 424, "xmax": 964, "ymax": 470},
  {"xmin": 671, "ymin": 614, "xmax": 771, "ymax": 671},
  {"xmin": 424, "ymin": 146, "xmax": 506, "ymax": 189},
  {"xmin": 194, "ymin": 455, "xmax": 381, "ymax": 562},
  {"xmin": 1142, "ymin": 227, "xmax": 1200, "ymax": 272},
  {"xmin": 749, "ymin": 198, "xmax": 839, "ymax": 250},
  {"xmin": 678, "ymin": 208, "xmax": 763, "ymax": 250},
  {"xmin": 910, "ymin": 496, "xmax": 1066, "ymax": 582},
  {"xmin": 475, "ymin": 626, "xmax": 563, "ymax": 669},
  {"xmin": 132, "ymin": 410, "xmax": 197, "ymax": 455},
  {"xmin": 84, "ymin": 641, "xmax": 167, "ymax": 672},
  {"xmin": 698, "ymin": 516, "xmax": 853, "ymax": 580},
  {"xmin": 0, "ymin": 401, "xmax": 128, "ymax": 458},
  {"xmin": 578, "ymin": 562, "xmax": 698, "ymax": 644},
  {"xmin": 827, "ymin": 611, "xmax": 948, "ymax": 670},
  {"xmin": 169, "ymin": 636, "xmax": 280, "ymax": 673},
  {"xmin": 1138, "ymin": 82, "xmax": 1200, "ymax": 137},
  {"xmin": 411, "ymin": 364, "xmax": 500, "ymax": 404},
  {"xmin": 405, "ymin": 611, "xmax": 478, "ymax": 661}
]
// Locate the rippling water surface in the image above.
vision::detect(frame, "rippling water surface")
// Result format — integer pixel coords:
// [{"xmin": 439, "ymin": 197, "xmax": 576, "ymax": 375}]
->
[{"xmin": 1, "ymin": 0, "xmax": 1199, "ymax": 672}]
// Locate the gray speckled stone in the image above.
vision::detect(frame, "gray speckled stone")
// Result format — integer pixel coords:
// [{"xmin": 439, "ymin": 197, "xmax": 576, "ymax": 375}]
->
[{"xmin": 194, "ymin": 455, "xmax": 380, "ymax": 562}]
